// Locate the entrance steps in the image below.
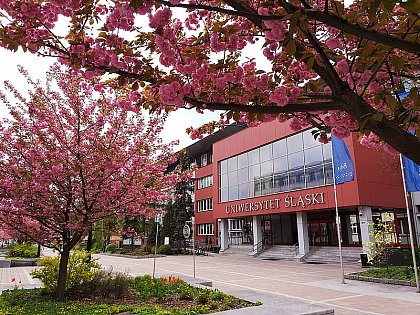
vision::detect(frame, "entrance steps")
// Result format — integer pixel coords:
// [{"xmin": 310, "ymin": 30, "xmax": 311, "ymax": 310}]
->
[
  {"xmin": 301, "ymin": 246, "xmax": 362, "ymax": 264},
  {"xmin": 219, "ymin": 245, "xmax": 253, "ymax": 257},
  {"xmin": 258, "ymin": 245, "xmax": 299, "ymax": 261}
]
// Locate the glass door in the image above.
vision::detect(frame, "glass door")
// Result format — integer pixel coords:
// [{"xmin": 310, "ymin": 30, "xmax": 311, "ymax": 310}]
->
[
  {"xmin": 262, "ymin": 216, "xmax": 273, "ymax": 245},
  {"xmin": 308, "ymin": 221, "xmax": 338, "ymax": 246}
]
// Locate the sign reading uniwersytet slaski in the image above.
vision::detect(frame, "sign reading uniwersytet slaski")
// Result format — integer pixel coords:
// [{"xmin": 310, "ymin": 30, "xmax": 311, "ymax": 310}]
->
[{"xmin": 224, "ymin": 192, "xmax": 325, "ymax": 214}]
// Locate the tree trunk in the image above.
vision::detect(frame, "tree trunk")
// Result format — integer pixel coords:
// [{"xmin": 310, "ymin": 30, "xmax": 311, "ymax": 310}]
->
[
  {"xmin": 56, "ymin": 247, "xmax": 70, "ymax": 301},
  {"xmin": 340, "ymin": 87, "xmax": 420, "ymax": 164},
  {"xmin": 37, "ymin": 243, "xmax": 41, "ymax": 258},
  {"xmin": 86, "ymin": 225, "xmax": 93, "ymax": 252}
]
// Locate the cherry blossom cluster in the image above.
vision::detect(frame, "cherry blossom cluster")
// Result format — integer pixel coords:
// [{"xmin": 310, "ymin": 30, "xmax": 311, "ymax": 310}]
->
[
  {"xmin": 0, "ymin": 65, "xmax": 181, "ymax": 247},
  {"xmin": 0, "ymin": 0, "xmax": 417, "ymax": 156}
]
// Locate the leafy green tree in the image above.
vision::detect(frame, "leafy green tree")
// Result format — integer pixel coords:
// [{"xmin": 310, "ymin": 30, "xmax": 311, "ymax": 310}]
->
[{"xmin": 161, "ymin": 154, "xmax": 194, "ymax": 248}]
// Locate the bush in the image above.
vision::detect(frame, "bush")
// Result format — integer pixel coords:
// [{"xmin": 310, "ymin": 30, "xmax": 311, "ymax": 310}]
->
[
  {"xmin": 140, "ymin": 243, "xmax": 152, "ymax": 253},
  {"xmin": 156, "ymin": 244, "xmax": 171, "ymax": 255},
  {"xmin": 132, "ymin": 275, "xmax": 183, "ymax": 301},
  {"xmin": 6, "ymin": 242, "xmax": 38, "ymax": 258},
  {"xmin": 75, "ymin": 270, "xmax": 132, "ymax": 300},
  {"xmin": 105, "ymin": 243, "xmax": 118, "ymax": 252},
  {"xmin": 31, "ymin": 250, "xmax": 101, "ymax": 292}
]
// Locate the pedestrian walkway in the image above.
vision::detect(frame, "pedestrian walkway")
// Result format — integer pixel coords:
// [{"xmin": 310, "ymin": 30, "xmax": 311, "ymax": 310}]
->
[
  {"xmin": 0, "ymin": 266, "xmax": 41, "ymax": 292},
  {"xmin": 97, "ymin": 253, "xmax": 420, "ymax": 315}
]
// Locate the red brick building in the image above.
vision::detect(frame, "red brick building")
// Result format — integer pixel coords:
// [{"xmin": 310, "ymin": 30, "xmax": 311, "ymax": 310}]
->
[{"xmin": 186, "ymin": 120, "xmax": 413, "ymax": 258}]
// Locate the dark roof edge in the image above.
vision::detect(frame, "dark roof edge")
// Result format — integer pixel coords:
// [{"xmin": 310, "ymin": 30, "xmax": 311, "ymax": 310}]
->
[{"xmin": 184, "ymin": 123, "xmax": 247, "ymax": 158}]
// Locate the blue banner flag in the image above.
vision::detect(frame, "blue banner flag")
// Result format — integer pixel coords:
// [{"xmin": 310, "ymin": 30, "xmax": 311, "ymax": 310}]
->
[
  {"xmin": 403, "ymin": 156, "xmax": 420, "ymax": 192},
  {"xmin": 332, "ymin": 135, "xmax": 355, "ymax": 184},
  {"xmin": 403, "ymin": 130, "xmax": 420, "ymax": 192}
]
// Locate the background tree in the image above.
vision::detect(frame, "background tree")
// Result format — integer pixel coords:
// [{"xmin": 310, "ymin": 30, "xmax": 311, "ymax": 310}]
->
[
  {"xmin": 0, "ymin": 1, "xmax": 418, "ymax": 162},
  {"xmin": 0, "ymin": 65, "xmax": 179, "ymax": 300},
  {"xmin": 161, "ymin": 154, "xmax": 194, "ymax": 248}
]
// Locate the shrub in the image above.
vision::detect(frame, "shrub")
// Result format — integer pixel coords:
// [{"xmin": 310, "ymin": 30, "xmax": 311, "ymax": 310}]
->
[
  {"xmin": 197, "ymin": 289, "xmax": 210, "ymax": 304},
  {"xmin": 6, "ymin": 242, "xmax": 38, "ymax": 258},
  {"xmin": 209, "ymin": 289, "xmax": 225, "ymax": 302},
  {"xmin": 31, "ymin": 250, "xmax": 101, "ymax": 292},
  {"xmin": 75, "ymin": 270, "xmax": 133, "ymax": 300},
  {"xmin": 156, "ymin": 244, "xmax": 171, "ymax": 255},
  {"xmin": 132, "ymin": 275, "xmax": 183, "ymax": 301},
  {"xmin": 179, "ymin": 285, "xmax": 194, "ymax": 300},
  {"xmin": 105, "ymin": 243, "xmax": 118, "ymax": 252},
  {"xmin": 140, "ymin": 243, "xmax": 152, "ymax": 253}
]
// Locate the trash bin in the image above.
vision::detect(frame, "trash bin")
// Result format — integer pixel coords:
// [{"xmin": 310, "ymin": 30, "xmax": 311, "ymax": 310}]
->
[{"xmin": 360, "ymin": 253, "xmax": 368, "ymax": 267}]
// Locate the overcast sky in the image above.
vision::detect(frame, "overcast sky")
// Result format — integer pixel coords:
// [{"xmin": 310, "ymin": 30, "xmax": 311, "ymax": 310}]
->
[{"xmin": 0, "ymin": 49, "xmax": 220, "ymax": 151}]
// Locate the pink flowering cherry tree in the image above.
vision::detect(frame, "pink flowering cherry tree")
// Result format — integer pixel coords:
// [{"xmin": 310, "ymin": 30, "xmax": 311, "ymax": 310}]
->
[
  {"xmin": 0, "ymin": 1, "xmax": 418, "ymax": 162},
  {"xmin": 0, "ymin": 65, "xmax": 179, "ymax": 300}
]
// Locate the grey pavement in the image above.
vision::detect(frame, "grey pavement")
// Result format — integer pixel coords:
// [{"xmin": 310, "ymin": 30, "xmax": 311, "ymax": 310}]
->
[
  {"xmin": 96, "ymin": 252, "xmax": 420, "ymax": 315},
  {"xmin": 2, "ymin": 249, "xmax": 420, "ymax": 315},
  {"xmin": 0, "ymin": 265, "xmax": 41, "ymax": 292}
]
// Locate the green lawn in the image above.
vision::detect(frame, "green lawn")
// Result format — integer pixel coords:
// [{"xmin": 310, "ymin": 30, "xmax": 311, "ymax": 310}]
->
[{"xmin": 356, "ymin": 266, "xmax": 420, "ymax": 282}]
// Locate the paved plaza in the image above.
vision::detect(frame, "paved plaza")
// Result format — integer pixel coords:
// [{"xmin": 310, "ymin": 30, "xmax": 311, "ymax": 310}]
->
[
  {"xmin": 1, "ymin": 253, "xmax": 420, "ymax": 314},
  {"xmin": 97, "ymin": 254, "xmax": 420, "ymax": 315}
]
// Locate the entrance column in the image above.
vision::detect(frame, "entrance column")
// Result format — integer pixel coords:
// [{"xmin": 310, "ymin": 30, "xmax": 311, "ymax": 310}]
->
[
  {"xmin": 219, "ymin": 219, "xmax": 229, "ymax": 252},
  {"xmin": 411, "ymin": 192, "xmax": 420, "ymax": 246},
  {"xmin": 252, "ymin": 216, "xmax": 262, "ymax": 251},
  {"xmin": 297, "ymin": 211, "xmax": 310, "ymax": 256},
  {"xmin": 359, "ymin": 206, "xmax": 374, "ymax": 255}
]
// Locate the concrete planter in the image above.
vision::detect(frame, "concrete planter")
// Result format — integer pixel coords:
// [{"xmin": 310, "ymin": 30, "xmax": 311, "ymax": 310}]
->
[
  {"xmin": 0, "ymin": 260, "xmax": 11, "ymax": 268},
  {"xmin": 10, "ymin": 259, "xmax": 37, "ymax": 267},
  {"xmin": 345, "ymin": 273, "xmax": 416, "ymax": 287}
]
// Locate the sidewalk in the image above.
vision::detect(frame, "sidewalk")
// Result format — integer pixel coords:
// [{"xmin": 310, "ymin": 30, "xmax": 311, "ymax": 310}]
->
[
  {"xmin": 0, "ymin": 266, "xmax": 41, "ymax": 292},
  {"xmin": 181, "ymin": 274, "xmax": 335, "ymax": 315}
]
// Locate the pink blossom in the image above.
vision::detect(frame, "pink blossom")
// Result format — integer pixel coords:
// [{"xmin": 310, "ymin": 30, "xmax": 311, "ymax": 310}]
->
[
  {"xmin": 106, "ymin": 5, "xmax": 135, "ymax": 31},
  {"xmin": 326, "ymin": 38, "xmax": 341, "ymax": 49},
  {"xmin": 336, "ymin": 59, "xmax": 349, "ymax": 75},
  {"xmin": 148, "ymin": 8, "xmax": 172, "ymax": 29},
  {"xmin": 269, "ymin": 87, "xmax": 289, "ymax": 106},
  {"xmin": 264, "ymin": 20, "xmax": 287, "ymax": 42}
]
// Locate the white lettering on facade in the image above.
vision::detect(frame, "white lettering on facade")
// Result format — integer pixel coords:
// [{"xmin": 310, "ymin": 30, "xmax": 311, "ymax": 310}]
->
[{"xmin": 226, "ymin": 193, "xmax": 325, "ymax": 214}]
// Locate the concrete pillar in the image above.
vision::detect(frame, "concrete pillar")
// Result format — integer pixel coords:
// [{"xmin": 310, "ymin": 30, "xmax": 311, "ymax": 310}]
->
[
  {"xmin": 252, "ymin": 215, "xmax": 262, "ymax": 248},
  {"xmin": 296, "ymin": 211, "xmax": 310, "ymax": 256},
  {"xmin": 411, "ymin": 192, "xmax": 420, "ymax": 246},
  {"xmin": 344, "ymin": 214, "xmax": 353, "ymax": 244},
  {"xmin": 359, "ymin": 206, "xmax": 374, "ymax": 255},
  {"xmin": 219, "ymin": 219, "xmax": 229, "ymax": 252}
]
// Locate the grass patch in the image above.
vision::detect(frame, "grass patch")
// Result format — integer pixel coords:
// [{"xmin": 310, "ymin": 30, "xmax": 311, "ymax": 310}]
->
[
  {"xmin": 356, "ymin": 266, "xmax": 420, "ymax": 282},
  {"xmin": 0, "ymin": 275, "xmax": 253, "ymax": 315}
]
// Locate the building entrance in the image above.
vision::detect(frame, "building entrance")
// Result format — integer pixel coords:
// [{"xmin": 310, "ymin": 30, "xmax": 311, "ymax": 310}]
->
[
  {"xmin": 309, "ymin": 221, "xmax": 338, "ymax": 246},
  {"xmin": 261, "ymin": 214, "xmax": 298, "ymax": 245},
  {"xmin": 307, "ymin": 210, "xmax": 362, "ymax": 247}
]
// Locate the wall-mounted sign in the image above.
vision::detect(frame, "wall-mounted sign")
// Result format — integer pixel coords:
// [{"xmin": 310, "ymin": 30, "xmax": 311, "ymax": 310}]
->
[
  {"xmin": 183, "ymin": 224, "xmax": 191, "ymax": 239},
  {"xmin": 225, "ymin": 192, "xmax": 325, "ymax": 215}
]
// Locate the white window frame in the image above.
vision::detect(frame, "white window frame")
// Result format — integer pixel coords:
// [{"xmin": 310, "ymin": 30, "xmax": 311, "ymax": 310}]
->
[
  {"xmin": 197, "ymin": 198, "xmax": 213, "ymax": 212},
  {"xmin": 198, "ymin": 223, "xmax": 214, "ymax": 236},
  {"xmin": 197, "ymin": 175, "xmax": 213, "ymax": 189},
  {"xmin": 201, "ymin": 154, "xmax": 208, "ymax": 167}
]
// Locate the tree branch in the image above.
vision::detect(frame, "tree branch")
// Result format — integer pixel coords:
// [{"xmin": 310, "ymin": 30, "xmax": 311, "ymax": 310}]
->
[
  {"xmin": 159, "ymin": 0, "xmax": 420, "ymax": 54},
  {"xmin": 184, "ymin": 96, "xmax": 341, "ymax": 113}
]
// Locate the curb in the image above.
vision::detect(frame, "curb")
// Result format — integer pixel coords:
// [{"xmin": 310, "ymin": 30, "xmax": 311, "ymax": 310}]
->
[
  {"xmin": 98, "ymin": 253, "xmax": 166, "ymax": 259},
  {"xmin": 345, "ymin": 273, "xmax": 416, "ymax": 287}
]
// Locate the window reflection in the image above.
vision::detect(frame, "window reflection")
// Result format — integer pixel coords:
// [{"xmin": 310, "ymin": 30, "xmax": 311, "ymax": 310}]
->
[
  {"xmin": 273, "ymin": 139, "xmax": 287, "ymax": 157},
  {"xmin": 287, "ymin": 133, "xmax": 303, "ymax": 153},
  {"xmin": 219, "ymin": 129, "xmax": 333, "ymax": 202}
]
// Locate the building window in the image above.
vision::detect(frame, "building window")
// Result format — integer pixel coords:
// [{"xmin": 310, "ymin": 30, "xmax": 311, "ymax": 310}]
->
[
  {"xmin": 197, "ymin": 198, "xmax": 213, "ymax": 212},
  {"xmin": 201, "ymin": 154, "xmax": 208, "ymax": 167},
  {"xmin": 197, "ymin": 175, "xmax": 213, "ymax": 189},
  {"xmin": 198, "ymin": 223, "xmax": 214, "ymax": 235},
  {"xmin": 219, "ymin": 129, "xmax": 333, "ymax": 202}
]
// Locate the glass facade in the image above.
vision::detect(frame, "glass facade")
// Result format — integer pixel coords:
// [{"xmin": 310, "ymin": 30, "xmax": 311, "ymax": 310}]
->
[{"xmin": 219, "ymin": 129, "xmax": 333, "ymax": 202}]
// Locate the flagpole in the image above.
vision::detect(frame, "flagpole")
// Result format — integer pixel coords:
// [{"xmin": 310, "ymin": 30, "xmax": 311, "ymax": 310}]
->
[
  {"xmin": 399, "ymin": 154, "xmax": 420, "ymax": 293},
  {"xmin": 331, "ymin": 140, "xmax": 346, "ymax": 284}
]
